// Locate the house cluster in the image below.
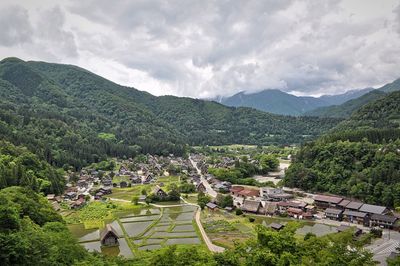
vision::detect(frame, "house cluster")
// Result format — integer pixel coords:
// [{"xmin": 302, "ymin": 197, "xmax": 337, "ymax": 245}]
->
[
  {"xmin": 317, "ymin": 195, "xmax": 398, "ymax": 228},
  {"xmin": 220, "ymin": 185, "xmax": 399, "ymax": 229},
  {"xmin": 113, "ymin": 155, "xmax": 195, "ymax": 187}
]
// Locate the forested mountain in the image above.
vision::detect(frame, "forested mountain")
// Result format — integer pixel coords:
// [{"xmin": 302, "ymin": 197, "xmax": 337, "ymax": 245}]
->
[
  {"xmin": 0, "ymin": 57, "xmax": 340, "ymax": 170},
  {"xmin": 216, "ymin": 88, "xmax": 371, "ymax": 116},
  {"xmin": 306, "ymin": 78, "xmax": 400, "ymax": 118},
  {"xmin": 285, "ymin": 91, "xmax": 400, "ymax": 206},
  {"xmin": 334, "ymin": 91, "xmax": 400, "ymax": 132}
]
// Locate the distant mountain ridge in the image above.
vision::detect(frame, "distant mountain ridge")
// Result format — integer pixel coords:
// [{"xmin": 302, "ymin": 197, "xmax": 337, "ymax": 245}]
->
[
  {"xmin": 0, "ymin": 57, "xmax": 341, "ymax": 169},
  {"xmin": 306, "ymin": 78, "xmax": 400, "ymax": 118},
  {"xmin": 215, "ymin": 87, "xmax": 373, "ymax": 116}
]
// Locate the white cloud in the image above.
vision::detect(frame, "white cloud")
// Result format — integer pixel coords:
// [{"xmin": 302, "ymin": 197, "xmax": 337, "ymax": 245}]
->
[{"xmin": 0, "ymin": 0, "xmax": 399, "ymax": 98}]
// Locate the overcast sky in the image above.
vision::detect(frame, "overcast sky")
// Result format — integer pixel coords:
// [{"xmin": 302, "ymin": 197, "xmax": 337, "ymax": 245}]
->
[{"xmin": 0, "ymin": 0, "xmax": 399, "ymax": 98}]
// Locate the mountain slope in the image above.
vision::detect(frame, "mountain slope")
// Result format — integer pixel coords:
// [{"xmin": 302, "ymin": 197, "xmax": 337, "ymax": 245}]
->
[
  {"xmin": 0, "ymin": 57, "xmax": 340, "ymax": 169},
  {"xmin": 218, "ymin": 89, "xmax": 327, "ymax": 116},
  {"xmin": 218, "ymin": 88, "xmax": 372, "ymax": 116},
  {"xmin": 334, "ymin": 90, "xmax": 400, "ymax": 131},
  {"xmin": 306, "ymin": 78, "xmax": 400, "ymax": 118},
  {"xmin": 284, "ymin": 91, "xmax": 400, "ymax": 206},
  {"xmin": 318, "ymin": 88, "xmax": 373, "ymax": 106},
  {"xmin": 305, "ymin": 90, "xmax": 387, "ymax": 118}
]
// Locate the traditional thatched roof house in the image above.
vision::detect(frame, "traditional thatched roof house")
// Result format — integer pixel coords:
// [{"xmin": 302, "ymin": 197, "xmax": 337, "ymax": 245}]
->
[
  {"xmin": 196, "ymin": 182, "xmax": 207, "ymax": 193},
  {"xmin": 153, "ymin": 185, "xmax": 167, "ymax": 198},
  {"xmin": 100, "ymin": 224, "xmax": 119, "ymax": 246},
  {"xmin": 242, "ymin": 200, "xmax": 262, "ymax": 214}
]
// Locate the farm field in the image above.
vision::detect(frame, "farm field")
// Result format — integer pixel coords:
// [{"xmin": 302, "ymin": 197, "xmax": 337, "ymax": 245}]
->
[
  {"xmin": 106, "ymin": 175, "xmax": 180, "ymax": 201},
  {"xmin": 68, "ymin": 204, "xmax": 202, "ymax": 257},
  {"xmin": 201, "ymin": 209, "xmax": 337, "ymax": 248}
]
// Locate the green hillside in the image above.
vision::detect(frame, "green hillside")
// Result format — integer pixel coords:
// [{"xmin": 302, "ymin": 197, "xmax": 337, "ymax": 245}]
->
[
  {"xmin": 285, "ymin": 91, "xmax": 400, "ymax": 206},
  {"xmin": 305, "ymin": 78, "xmax": 400, "ymax": 118},
  {"xmin": 0, "ymin": 57, "xmax": 340, "ymax": 169}
]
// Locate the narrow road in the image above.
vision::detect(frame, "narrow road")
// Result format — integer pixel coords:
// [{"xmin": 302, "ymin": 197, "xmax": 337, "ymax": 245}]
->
[
  {"xmin": 181, "ymin": 197, "xmax": 225, "ymax": 253},
  {"xmin": 189, "ymin": 156, "xmax": 218, "ymax": 198},
  {"xmin": 109, "ymin": 196, "xmax": 225, "ymax": 253}
]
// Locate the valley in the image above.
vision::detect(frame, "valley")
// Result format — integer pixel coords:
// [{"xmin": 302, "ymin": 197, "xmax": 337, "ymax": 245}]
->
[{"xmin": 0, "ymin": 59, "xmax": 399, "ymax": 265}]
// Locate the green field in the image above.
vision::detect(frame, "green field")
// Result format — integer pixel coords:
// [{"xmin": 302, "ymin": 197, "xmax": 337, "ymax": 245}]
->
[{"xmin": 68, "ymin": 204, "xmax": 203, "ymax": 257}]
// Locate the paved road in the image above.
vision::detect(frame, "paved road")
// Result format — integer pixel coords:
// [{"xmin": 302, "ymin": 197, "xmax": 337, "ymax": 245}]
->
[{"xmin": 189, "ymin": 156, "xmax": 218, "ymax": 198}]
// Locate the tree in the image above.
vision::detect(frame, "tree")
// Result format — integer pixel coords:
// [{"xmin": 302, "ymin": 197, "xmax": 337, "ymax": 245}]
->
[
  {"xmin": 197, "ymin": 191, "xmax": 211, "ymax": 210},
  {"xmin": 132, "ymin": 196, "xmax": 139, "ymax": 205},
  {"xmin": 168, "ymin": 184, "xmax": 181, "ymax": 201}
]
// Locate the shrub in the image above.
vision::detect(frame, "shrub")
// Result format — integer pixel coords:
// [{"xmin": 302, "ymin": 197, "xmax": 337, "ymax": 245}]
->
[
  {"xmin": 248, "ymin": 217, "xmax": 255, "ymax": 223},
  {"xmin": 235, "ymin": 209, "xmax": 243, "ymax": 216},
  {"xmin": 370, "ymin": 228, "xmax": 383, "ymax": 238}
]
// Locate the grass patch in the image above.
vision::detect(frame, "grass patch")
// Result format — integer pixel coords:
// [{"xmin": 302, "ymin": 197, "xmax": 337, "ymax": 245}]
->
[{"xmin": 107, "ymin": 185, "xmax": 151, "ymax": 201}]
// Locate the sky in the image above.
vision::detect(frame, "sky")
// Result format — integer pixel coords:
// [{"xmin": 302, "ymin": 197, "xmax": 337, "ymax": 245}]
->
[{"xmin": 0, "ymin": 0, "xmax": 399, "ymax": 98}]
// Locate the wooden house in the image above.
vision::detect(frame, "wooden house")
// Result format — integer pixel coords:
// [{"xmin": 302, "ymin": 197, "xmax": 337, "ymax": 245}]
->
[
  {"xmin": 325, "ymin": 208, "xmax": 343, "ymax": 221},
  {"xmin": 196, "ymin": 182, "xmax": 207, "ymax": 193},
  {"xmin": 206, "ymin": 202, "xmax": 218, "ymax": 211},
  {"xmin": 369, "ymin": 214, "xmax": 398, "ymax": 229},
  {"xmin": 242, "ymin": 200, "xmax": 263, "ymax": 214},
  {"xmin": 153, "ymin": 185, "xmax": 168, "ymax": 199},
  {"xmin": 342, "ymin": 210, "xmax": 369, "ymax": 226},
  {"xmin": 100, "ymin": 224, "xmax": 119, "ymax": 246},
  {"xmin": 314, "ymin": 195, "xmax": 343, "ymax": 209}
]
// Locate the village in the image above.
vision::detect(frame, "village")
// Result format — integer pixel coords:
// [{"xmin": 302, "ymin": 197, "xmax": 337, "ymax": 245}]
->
[{"xmin": 46, "ymin": 148, "xmax": 400, "ymax": 263}]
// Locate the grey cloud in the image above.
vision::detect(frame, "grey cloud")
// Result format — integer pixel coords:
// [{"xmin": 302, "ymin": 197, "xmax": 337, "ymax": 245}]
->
[
  {"xmin": 0, "ymin": 6, "xmax": 33, "ymax": 46},
  {"xmin": 1, "ymin": 0, "xmax": 400, "ymax": 98},
  {"xmin": 36, "ymin": 7, "xmax": 78, "ymax": 58}
]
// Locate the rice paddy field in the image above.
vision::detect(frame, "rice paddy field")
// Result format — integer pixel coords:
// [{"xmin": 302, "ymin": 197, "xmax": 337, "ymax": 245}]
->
[
  {"xmin": 68, "ymin": 204, "xmax": 202, "ymax": 257},
  {"xmin": 201, "ymin": 209, "xmax": 338, "ymax": 248}
]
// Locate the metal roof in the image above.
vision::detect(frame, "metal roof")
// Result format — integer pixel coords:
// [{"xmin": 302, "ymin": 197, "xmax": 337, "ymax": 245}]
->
[
  {"xmin": 346, "ymin": 201, "xmax": 363, "ymax": 210},
  {"xmin": 359, "ymin": 204, "xmax": 387, "ymax": 215}
]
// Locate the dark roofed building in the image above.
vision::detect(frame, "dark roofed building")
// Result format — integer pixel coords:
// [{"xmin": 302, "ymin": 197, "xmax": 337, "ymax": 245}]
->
[
  {"xmin": 359, "ymin": 204, "xmax": 388, "ymax": 215},
  {"xmin": 196, "ymin": 182, "xmax": 207, "ymax": 193},
  {"xmin": 206, "ymin": 202, "xmax": 218, "ymax": 211},
  {"xmin": 345, "ymin": 202, "xmax": 363, "ymax": 211},
  {"xmin": 325, "ymin": 208, "xmax": 343, "ymax": 221},
  {"xmin": 269, "ymin": 223, "xmax": 284, "ymax": 231},
  {"xmin": 338, "ymin": 199, "xmax": 350, "ymax": 209},
  {"xmin": 287, "ymin": 207, "xmax": 303, "ymax": 218},
  {"xmin": 242, "ymin": 200, "xmax": 262, "ymax": 214},
  {"xmin": 314, "ymin": 195, "xmax": 343, "ymax": 209},
  {"xmin": 343, "ymin": 210, "xmax": 369, "ymax": 226},
  {"xmin": 100, "ymin": 224, "xmax": 119, "ymax": 246},
  {"xmin": 369, "ymin": 214, "xmax": 398, "ymax": 229},
  {"xmin": 153, "ymin": 185, "xmax": 167, "ymax": 198}
]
